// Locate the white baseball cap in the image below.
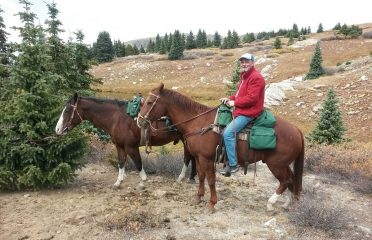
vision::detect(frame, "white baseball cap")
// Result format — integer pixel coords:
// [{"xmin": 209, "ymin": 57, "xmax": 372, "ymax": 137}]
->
[{"xmin": 239, "ymin": 53, "xmax": 255, "ymax": 62}]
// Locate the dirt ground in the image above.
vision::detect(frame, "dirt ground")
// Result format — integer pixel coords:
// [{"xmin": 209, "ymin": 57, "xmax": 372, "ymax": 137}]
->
[{"xmin": 1, "ymin": 154, "xmax": 371, "ymax": 240}]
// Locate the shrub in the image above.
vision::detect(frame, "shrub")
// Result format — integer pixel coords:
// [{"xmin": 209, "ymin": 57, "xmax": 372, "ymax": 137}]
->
[
  {"xmin": 362, "ymin": 31, "xmax": 372, "ymax": 39},
  {"xmin": 289, "ymin": 184, "xmax": 350, "ymax": 237}
]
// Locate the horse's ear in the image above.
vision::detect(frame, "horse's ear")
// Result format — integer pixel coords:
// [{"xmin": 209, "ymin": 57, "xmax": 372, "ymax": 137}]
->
[
  {"xmin": 159, "ymin": 83, "xmax": 164, "ymax": 92},
  {"xmin": 72, "ymin": 93, "xmax": 78, "ymax": 103}
]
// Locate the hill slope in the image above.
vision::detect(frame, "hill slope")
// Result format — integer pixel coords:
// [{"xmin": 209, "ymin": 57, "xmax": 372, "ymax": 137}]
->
[{"xmin": 92, "ymin": 25, "xmax": 372, "ymax": 143}]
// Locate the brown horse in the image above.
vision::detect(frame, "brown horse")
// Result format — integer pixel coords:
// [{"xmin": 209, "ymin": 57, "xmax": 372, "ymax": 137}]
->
[
  {"xmin": 55, "ymin": 93, "xmax": 196, "ymax": 187},
  {"xmin": 137, "ymin": 84, "xmax": 304, "ymax": 211}
]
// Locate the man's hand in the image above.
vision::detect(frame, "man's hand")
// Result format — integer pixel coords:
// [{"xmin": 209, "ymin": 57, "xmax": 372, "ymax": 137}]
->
[
  {"xmin": 219, "ymin": 97, "xmax": 229, "ymax": 105},
  {"xmin": 228, "ymin": 100, "xmax": 235, "ymax": 107}
]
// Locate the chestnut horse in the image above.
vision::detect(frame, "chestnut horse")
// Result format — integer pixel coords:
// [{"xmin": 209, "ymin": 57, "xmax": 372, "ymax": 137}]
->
[
  {"xmin": 55, "ymin": 93, "xmax": 196, "ymax": 187},
  {"xmin": 137, "ymin": 84, "xmax": 304, "ymax": 211}
]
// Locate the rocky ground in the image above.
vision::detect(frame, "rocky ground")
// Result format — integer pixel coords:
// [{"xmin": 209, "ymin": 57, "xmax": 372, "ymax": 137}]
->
[{"xmin": 1, "ymin": 155, "xmax": 371, "ymax": 240}]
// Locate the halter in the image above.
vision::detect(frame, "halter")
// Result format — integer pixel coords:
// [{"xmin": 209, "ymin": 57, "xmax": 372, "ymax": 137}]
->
[{"xmin": 63, "ymin": 97, "xmax": 84, "ymax": 132}]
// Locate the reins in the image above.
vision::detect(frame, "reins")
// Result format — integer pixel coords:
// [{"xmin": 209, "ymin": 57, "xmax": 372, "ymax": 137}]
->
[{"xmin": 64, "ymin": 97, "xmax": 83, "ymax": 132}]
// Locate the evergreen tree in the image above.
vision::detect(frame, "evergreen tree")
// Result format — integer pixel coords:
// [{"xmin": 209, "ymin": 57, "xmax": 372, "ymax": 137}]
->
[
  {"xmin": 273, "ymin": 37, "xmax": 282, "ymax": 49},
  {"xmin": 155, "ymin": 34, "xmax": 161, "ymax": 52},
  {"xmin": 243, "ymin": 32, "xmax": 255, "ymax": 43},
  {"xmin": 231, "ymin": 30, "xmax": 240, "ymax": 48},
  {"xmin": 317, "ymin": 23, "xmax": 324, "ymax": 33},
  {"xmin": 305, "ymin": 41, "xmax": 324, "ymax": 80},
  {"xmin": 347, "ymin": 25, "xmax": 362, "ymax": 38},
  {"xmin": 196, "ymin": 29, "xmax": 205, "ymax": 48},
  {"xmin": 146, "ymin": 39, "xmax": 155, "ymax": 53},
  {"xmin": 139, "ymin": 44, "xmax": 145, "ymax": 53},
  {"xmin": 185, "ymin": 31, "xmax": 196, "ymax": 49},
  {"xmin": 167, "ymin": 33, "xmax": 173, "ymax": 52},
  {"xmin": 133, "ymin": 44, "xmax": 139, "ymax": 55},
  {"xmin": 308, "ymin": 88, "xmax": 346, "ymax": 144},
  {"xmin": 159, "ymin": 41, "xmax": 166, "ymax": 54},
  {"xmin": 213, "ymin": 31, "xmax": 221, "ymax": 47},
  {"xmin": 0, "ymin": 0, "xmax": 88, "ymax": 190},
  {"xmin": 226, "ymin": 60, "xmax": 240, "ymax": 96},
  {"xmin": 0, "ymin": 7, "xmax": 11, "ymax": 79},
  {"xmin": 168, "ymin": 30, "xmax": 183, "ymax": 60},
  {"xmin": 333, "ymin": 22, "xmax": 341, "ymax": 30},
  {"xmin": 95, "ymin": 31, "xmax": 114, "ymax": 63},
  {"xmin": 292, "ymin": 23, "xmax": 300, "ymax": 38},
  {"xmin": 125, "ymin": 44, "xmax": 135, "ymax": 56}
]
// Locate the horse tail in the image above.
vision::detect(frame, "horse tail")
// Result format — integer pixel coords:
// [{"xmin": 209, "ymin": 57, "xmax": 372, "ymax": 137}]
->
[{"xmin": 293, "ymin": 129, "xmax": 304, "ymax": 198}]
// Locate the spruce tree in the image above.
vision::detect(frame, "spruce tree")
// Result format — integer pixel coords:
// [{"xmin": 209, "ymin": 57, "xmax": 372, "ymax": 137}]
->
[
  {"xmin": 292, "ymin": 23, "xmax": 300, "ymax": 38},
  {"xmin": 196, "ymin": 29, "xmax": 204, "ymax": 48},
  {"xmin": 231, "ymin": 30, "xmax": 240, "ymax": 48},
  {"xmin": 0, "ymin": 6, "xmax": 10, "ymax": 79},
  {"xmin": 185, "ymin": 31, "xmax": 196, "ymax": 49},
  {"xmin": 226, "ymin": 61, "xmax": 240, "ymax": 96},
  {"xmin": 168, "ymin": 30, "xmax": 183, "ymax": 60},
  {"xmin": 305, "ymin": 41, "xmax": 324, "ymax": 80},
  {"xmin": 317, "ymin": 23, "xmax": 324, "ymax": 33},
  {"xmin": 0, "ymin": 0, "xmax": 88, "ymax": 190},
  {"xmin": 95, "ymin": 31, "xmax": 114, "ymax": 63},
  {"xmin": 213, "ymin": 31, "xmax": 221, "ymax": 47},
  {"xmin": 308, "ymin": 88, "xmax": 346, "ymax": 144},
  {"xmin": 274, "ymin": 37, "xmax": 282, "ymax": 49}
]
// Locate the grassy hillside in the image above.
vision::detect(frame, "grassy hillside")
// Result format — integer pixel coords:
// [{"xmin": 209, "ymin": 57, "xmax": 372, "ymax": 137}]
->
[{"xmin": 91, "ymin": 24, "xmax": 372, "ymax": 143}]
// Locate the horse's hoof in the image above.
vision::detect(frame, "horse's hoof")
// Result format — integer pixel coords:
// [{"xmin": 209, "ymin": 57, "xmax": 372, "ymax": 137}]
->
[
  {"xmin": 194, "ymin": 196, "xmax": 202, "ymax": 205},
  {"xmin": 113, "ymin": 183, "xmax": 121, "ymax": 189},
  {"xmin": 207, "ymin": 204, "xmax": 216, "ymax": 213}
]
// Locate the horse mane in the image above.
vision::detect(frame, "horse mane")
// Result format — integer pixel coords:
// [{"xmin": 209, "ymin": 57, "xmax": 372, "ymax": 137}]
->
[
  {"xmin": 80, "ymin": 96, "xmax": 128, "ymax": 108},
  {"xmin": 161, "ymin": 89, "xmax": 211, "ymax": 113}
]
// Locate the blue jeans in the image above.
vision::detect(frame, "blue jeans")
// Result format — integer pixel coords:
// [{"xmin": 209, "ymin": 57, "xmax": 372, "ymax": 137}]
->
[{"xmin": 223, "ymin": 115, "xmax": 252, "ymax": 167}]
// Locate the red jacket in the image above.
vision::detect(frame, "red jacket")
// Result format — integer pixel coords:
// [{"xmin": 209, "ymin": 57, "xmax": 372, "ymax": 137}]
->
[{"xmin": 229, "ymin": 66, "xmax": 265, "ymax": 118}]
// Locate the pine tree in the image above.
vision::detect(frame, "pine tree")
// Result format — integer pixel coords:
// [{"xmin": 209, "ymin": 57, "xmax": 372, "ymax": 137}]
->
[
  {"xmin": 196, "ymin": 29, "xmax": 204, "ymax": 48},
  {"xmin": 305, "ymin": 41, "xmax": 324, "ymax": 80},
  {"xmin": 308, "ymin": 88, "xmax": 346, "ymax": 144},
  {"xmin": 287, "ymin": 35, "xmax": 294, "ymax": 46},
  {"xmin": 0, "ymin": 6, "xmax": 11, "ymax": 79},
  {"xmin": 292, "ymin": 23, "xmax": 300, "ymax": 38},
  {"xmin": 0, "ymin": 0, "xmax": 88, "ymax": 190},
  {"xmin": 333, "ymin": 22, "xmax": 341, "ymax": 30},
  {"xmin": 213, "ymin": 31, "xmax": 221, "ymax": 47},
  {"xmin": 95, "ymin": 31, "xmax": 114, "ymax": 63},
  {"xmin": 274, "ymin": 37, "xmax": 282, "ymax": 49},
  {"xmin": 155, "ymin": 34, "xmax": 161, "ymax": 52},
  {"xmin": 317, "ymin": 23, "xmax": 324, "ymax": 33},
  {"xmin": 226, "ymin": 61, "xmax": 240, "ymax": 96},
  {"xmin": 231, "ymin": 30, "xmax": 240, "ymax": 48},
  {"xmin": 185, "ymin": 31, "xmax": 196, "ymax": 49},
  {"xmin": 168, "ymin": 30, "xmax": 183, "ymax": 60},
  {"xmin": 243, "ymin": 32, "xmax": 255, "ymax": 43}
]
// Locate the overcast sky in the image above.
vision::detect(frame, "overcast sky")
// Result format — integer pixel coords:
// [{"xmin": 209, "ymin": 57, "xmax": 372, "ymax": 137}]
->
[{"xmin": 1, "ymin": 0, "xmax": 371, "ymax": 45}]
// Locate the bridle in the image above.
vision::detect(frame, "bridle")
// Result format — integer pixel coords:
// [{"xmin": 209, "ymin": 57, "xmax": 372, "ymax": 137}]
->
[
  {"xmin": 137, "ymin": 92, "xmax": 218, "ymax": 133},
  {"xmin": 63, "ymin": 97, "xmax": 84, "ymax": 133},
  {"xmin": 137, "ymin": 92, "xmax": 160, "ymax": 123}
]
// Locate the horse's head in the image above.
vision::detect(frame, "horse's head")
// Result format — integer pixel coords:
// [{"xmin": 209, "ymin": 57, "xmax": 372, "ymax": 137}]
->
[
  {"xmin": 137, "ymin": 83, "xmax": 166, "ymax": 129},
  {"xmin": 55, "ymin": 93, "xmax": 84, "ymax": 135}
]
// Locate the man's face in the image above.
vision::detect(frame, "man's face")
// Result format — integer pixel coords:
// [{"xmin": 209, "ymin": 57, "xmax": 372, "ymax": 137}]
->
[{"xmin": 240, "ymin": 59, "xmax": 254, "ymax": 72}]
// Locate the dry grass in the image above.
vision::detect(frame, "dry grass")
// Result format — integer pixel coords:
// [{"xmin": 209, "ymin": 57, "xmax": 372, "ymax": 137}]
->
[
  {"xmin": 305, "ymin": 142, "xmax": 372, "ymax": 193},
  {"xmin": 288, "ymin": 183, "xmax": 351, "ymax": 238}
]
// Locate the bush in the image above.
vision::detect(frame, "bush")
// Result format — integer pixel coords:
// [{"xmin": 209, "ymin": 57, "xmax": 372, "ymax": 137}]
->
[
  {"xmin": 305, "ymin": 143, "xmax": 372, "ymax": 193},
  {"xmin": 362, "ymin": 31, "xmax": 372, "ymax": 39},
  {"xmin": 289, "ymin": 184, "xmax": 350, "ymax": 237},
  {"xmin": 323, "ymin": 66, "xmax": 338, "ymax": 75}
]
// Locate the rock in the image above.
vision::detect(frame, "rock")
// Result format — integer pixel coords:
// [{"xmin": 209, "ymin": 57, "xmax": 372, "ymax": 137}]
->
[
  {"xmin": 264, "ymin": 218, "xmax": 276, "ymax": 228},
  {"xmin": 360, "ymin": 75, "xmax": 368, "ymax": 81}
]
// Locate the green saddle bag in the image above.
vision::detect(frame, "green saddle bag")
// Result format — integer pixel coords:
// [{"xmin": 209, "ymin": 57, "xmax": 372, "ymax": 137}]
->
[
  {"xmin": 127, "ymin": 95, "xmax": 142, "ymax": 117},
  {"xmin": 249, "ymin": 109, "xmax": 277, "ymax": 150},
  {"xmin": 217, "ymin": 104, "xmax": 232, "ymax": 127}
]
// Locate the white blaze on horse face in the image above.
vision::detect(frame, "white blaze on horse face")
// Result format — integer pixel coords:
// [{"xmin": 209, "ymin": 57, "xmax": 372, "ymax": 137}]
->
[{"xmin": 55, "ymin": 107, "xmax": 66, "ymax": 135}]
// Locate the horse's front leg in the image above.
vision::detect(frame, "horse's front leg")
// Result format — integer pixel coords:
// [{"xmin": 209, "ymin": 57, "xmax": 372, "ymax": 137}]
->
[
  {"xmin": 203, "ymin": 158, "xmax": 217, "ymax": 210},
  {"xmin": 127, "ymin": 147, "xmax": 147, "ymax": 181},
  {"xmin": 114, "ymin": 147, "xmax": 127, "ymax": 188},
  {"xmin": 195, "ymin": 159, "xmax": 205, "ymax": 204}
]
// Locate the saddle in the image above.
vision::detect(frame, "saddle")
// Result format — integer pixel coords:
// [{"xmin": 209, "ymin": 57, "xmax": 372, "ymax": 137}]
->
[
  {"xmin": 127, "ymin": 95, "xmax": 143, "ymax": 118},
  {"xmin": 213, "ymin": 106, "xmax": 277, "ymax": 174}
]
